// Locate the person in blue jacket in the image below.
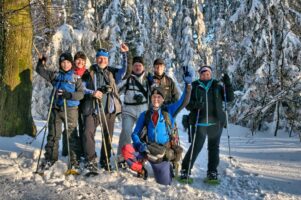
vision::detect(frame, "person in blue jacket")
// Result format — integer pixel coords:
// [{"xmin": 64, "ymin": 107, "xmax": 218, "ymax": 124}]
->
[
  {"xmin": 36, "ymin": 52, "xmax": 84, "ymax": 171},
  {"xmin": 126, "ymin": 66, "xmax": 193, "ymax": 185}
]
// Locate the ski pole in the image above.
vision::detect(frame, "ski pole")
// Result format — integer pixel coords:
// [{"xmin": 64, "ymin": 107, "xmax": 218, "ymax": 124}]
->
[
  {"xmin": 223, "ymin": 80, "xmax": 233, "ymax": 163},
  {"xmin": 63, "ymin": 99, "xmax": 72, "ymax": 170},
  {"xmin": 63, "ymin": 99, "xmax": 80, "ymax": 176},
  {"xmin": 34, "ymin": 88, "xmax": 56, "ymax": 173},
  {"xmin": 96, "ymin": 100, "xmax": 111, "ymax": 173},
  {"xmin": 98, "ymin": 100, "xmax": 119, "ymax": 172},
  {"xmin": 187, "ymin": 109, "xmax": 200, "ymax": 183}
]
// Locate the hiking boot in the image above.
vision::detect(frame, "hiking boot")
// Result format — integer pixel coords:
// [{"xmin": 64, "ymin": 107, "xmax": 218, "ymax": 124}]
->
[
  {"xmin": 206, "ymin": 171, "xmax": 218, "ymax": 181},
  {"xmin": 137, "ymin": 166, "xmax": 148, "ymax": 180},
  {"xmin": 99, "ymin": 160, "xmax": 112, "ymax": 171},
  {"xmin": 71, "ymin": 160, "xmax": 81, "ymax": 171},
  {"xmin": 39, "ymin": 159, "xmax": 55, "ymax": 171},
  {"xmin": 118, "ymin": 160, "xmax": 128, "ymax": 170},
  {"xmin": 179, "ymin": 169, "xmax": 191, "ymax": 180},
  {"xmin": 85, "ymin": 160, "xmax": 98, "ymax": 173}
]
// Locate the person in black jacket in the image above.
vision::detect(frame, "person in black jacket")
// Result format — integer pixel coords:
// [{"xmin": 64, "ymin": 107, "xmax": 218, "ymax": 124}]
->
[
  {"xmin": 180, "ymin": 66, "xmax": 234, "ymax": 182},
  {"xmin": 80, "ymin": 46, "xmax": 127, "ymax": 172},
  {"xmin": 149, "ymin": 58, "xmax": 179, "ymax": 105}
]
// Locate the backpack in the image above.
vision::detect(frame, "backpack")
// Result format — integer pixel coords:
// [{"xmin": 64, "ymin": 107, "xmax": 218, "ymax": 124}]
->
[{"xmin": 140, "ymin": 107, "xmax": 183, "ymax": 163}]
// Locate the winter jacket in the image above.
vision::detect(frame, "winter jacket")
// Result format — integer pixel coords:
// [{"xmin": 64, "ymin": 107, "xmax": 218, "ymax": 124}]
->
[
  {"xmin": 132, "ymin": 84, "xmax": 191, "ymax": 148},
  {"xmin": 36, "ymin": 60, "xmax": 84, "ymax": 107},
  {"xmin": 186, "ymin": 79, "xmax": 234, "ymax": 126},
  {"xmin": 152, "ymin": 73, "xmax": 179, "ymax": 105},
  {"xmin": 80, "ymin": 64, "xmax": 122, "ymax": 116},
  {"xmin": 118, "ymin": 72, "xmax": 150, "ymax": 119}
]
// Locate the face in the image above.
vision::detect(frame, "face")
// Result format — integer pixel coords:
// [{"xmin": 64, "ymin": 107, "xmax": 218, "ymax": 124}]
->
[
  {"xmin": 75, "ymin": 58, "xmax": 86, "ymax": 69},
  {"xmin": 154, "ymin": 64, "xmax": 165, "ymax": 76},
  {"xmin": 132, "ymin": 62, "xmax": 144, "ymax": 74},
  {"xmin": 199, "ymin": 71, "xmax": 212, "ymax": 81},
  {"xmin": 151, "ymin": 94, "xmax": 164, "ymax": 109},
  {"xmin": 96, "ymin": 56, "xmax": 109, "ymax": 68},
  {"xmin": 60, "ymin": 60, "xmax": 73, "ymax": 72}
]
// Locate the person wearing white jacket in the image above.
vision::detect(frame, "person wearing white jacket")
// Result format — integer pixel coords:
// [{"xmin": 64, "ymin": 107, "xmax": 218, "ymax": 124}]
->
[{"xmin": 117, "ymin": 55, "xmax": 151, "ymax": 166}]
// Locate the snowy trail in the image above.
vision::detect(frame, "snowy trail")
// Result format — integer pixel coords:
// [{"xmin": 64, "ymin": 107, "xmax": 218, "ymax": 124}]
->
[{"xmin": 0, "ymin": 119, "xmax": 301, "ymax": 200}]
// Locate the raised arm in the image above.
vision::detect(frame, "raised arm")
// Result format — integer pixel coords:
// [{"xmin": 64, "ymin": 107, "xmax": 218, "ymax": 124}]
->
[
  {"xmin": 115, "ymin": 43, "xmax": 129, "ymax": 84},
  {"xmin": 167, "ymin": 66, "xmax": 193, "ymax": 117},
  {"xmin": 36, "ymin": 57, "xmax": 57, "ymax": 82},
  {"xmin": 167, "ymin": 84, "xmax": 192, "ymax": 117}
]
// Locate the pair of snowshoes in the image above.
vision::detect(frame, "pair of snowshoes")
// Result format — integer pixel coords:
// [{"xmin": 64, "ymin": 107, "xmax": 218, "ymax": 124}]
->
[{"xmin": 176, "ymin": 170, "xmax": 220, "ymax": 185}]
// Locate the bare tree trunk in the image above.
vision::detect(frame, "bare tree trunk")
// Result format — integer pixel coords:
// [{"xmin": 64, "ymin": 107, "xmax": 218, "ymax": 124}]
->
[{"xmin": 0, "ymin": 0, "xmax": 36, "ymax": 136}]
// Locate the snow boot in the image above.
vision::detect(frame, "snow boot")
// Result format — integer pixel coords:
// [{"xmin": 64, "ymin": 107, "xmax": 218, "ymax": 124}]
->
[
  {"xmin": 84, "ymin": 160, "xmax": 99, "ymax": 177},
  {"xmin": 203, "ymin": 171, "xmax": 220, "ymax": 185},
  {"xmin": 36, "ymin": 159, "xmax": 55, "ymax": 175},
  {"xmin": 177, "ymin": 169, "xmax": 193, "ymax": 184},
  {"xmin": 99, "ymin": 160, "xmax": 112, "ymax": 171},
  {"xmin": 137, "ymin": 166, "xmax": 148, "ymax": 180}
]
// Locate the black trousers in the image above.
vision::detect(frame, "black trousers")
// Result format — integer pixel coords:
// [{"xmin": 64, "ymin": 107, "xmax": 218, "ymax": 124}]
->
[
  {"xmin": 62, "ymin": 111, "xmax": 84, "ymax": 157},
  {"xmin": 45, "ymin": 107, "xmax": 80, "ymax": 164},
  {"xmin": 83, "ymin": 112, "xmax": 116, "ymax": 163},
  {"xmin": 181, "ymin": 122, "xmax": 223, "ymax": 174}
]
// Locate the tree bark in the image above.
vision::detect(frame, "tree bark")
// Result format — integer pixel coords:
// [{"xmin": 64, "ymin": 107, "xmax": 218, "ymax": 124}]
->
[{"xmin": 0, "ymin": 0, "xmax": 36, "ymax": 137}]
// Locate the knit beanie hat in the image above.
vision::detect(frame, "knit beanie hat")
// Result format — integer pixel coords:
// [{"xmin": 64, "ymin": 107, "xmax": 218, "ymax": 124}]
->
[
  {"xmin": 133, "ymin": 56, "xmax": 144, "ymax": 65},
  {"xmin": 151, "ymin": 86, "xmax": 165, "ymax": 99},
  {"xmin": 96, "ymin": 48, "xmax": 109, "ymax": 58},
  {"xmin": 59, "ymin": 52, "xmax": 73, "ymax": 65}
]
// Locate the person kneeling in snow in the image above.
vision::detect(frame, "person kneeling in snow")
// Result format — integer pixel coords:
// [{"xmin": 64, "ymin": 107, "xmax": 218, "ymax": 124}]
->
[{"xmin": 122, "ymin": 66, "xmax": 193, "ymax": 185}]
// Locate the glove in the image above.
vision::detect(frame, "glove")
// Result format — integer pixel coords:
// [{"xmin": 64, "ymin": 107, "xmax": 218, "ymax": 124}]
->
[
  {"xmin": 222, "ymin": 73, "xmax": 231, "ymax": 86},
  {"xmin": 147, "ymin": 73, "xmax": 154, "ymax": 85},
  {"xmin": 138, "ymin": 143, "xmax": 148, "ymax": 154},
  {"xmin": 57, "ymin": 89, "xmax": 72, "ymax": 99},
  {"xmin": 97, "ymin": 85, "xmax": 113, "ymax": 94},
  {"xmin": 183, "ymin": 66, "xmax": 193, "ymax": 84}
]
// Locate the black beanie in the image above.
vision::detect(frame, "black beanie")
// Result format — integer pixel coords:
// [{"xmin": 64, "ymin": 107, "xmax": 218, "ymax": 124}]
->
[
  {"xmin": 133, "ymin": 56, "xmax": 144, "ymax": 65},
  {"xmin": 74, "ymin": 51, "xmax": 87, "ymax": 61},
  {"xmin": 151, "ymin": 86, "xmax": 165, "ymax": 99},
  {"xmin": 59, "ymin": 52, "xmax": 73, "ymax": 65}
]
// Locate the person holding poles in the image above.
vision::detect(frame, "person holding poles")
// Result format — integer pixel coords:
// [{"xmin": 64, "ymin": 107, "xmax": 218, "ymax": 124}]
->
[
  {"xmin": 80, "ymin": 45, "xmax": 127, "ymax": 173},
  {"xmin": 35, "ymin": 52, "xmax": 84, "ymax": 174},
  {"xmin": 180, "ymin": 66, "xmax": 234, "ymax": 184}
]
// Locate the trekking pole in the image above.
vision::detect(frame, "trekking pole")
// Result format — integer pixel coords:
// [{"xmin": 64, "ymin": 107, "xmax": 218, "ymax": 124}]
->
[
  {"xmin": 96, "ymin": 100, "xmax": 112, "ymax": 173},
  {"xmin": 187, "ymin": 109, "xmax": 200, "ymax": 183},
  {"xmin": 63, "ymin": 99, "xmax": 79, "ymax": 175},
  {"xmin": 223, "ymin": 82, "xmax": 233, "ymax": 164},
  {"xmin": 98, "ymin": 100, "xmax": 119, "ymax": 172},
  {"xmin": 34, "ymin": 88, "xmax": 56, "ymax": 173}
]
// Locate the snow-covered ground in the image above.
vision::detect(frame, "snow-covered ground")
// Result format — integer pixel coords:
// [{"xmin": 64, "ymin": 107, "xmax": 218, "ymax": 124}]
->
[{"xmin": 0, "ymin": 114, "xmax": 300, "ymax": 200}]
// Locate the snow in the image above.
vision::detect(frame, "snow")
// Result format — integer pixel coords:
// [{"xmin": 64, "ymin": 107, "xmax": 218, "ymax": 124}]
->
[{"xmin": 0, "ymin": 112, "xmax": 301, "ymax": 200}]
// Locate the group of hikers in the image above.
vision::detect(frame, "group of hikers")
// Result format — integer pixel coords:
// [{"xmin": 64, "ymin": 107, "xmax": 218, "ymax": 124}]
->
[{"xmin": 35, "ymin": 43, "xmax": 234, "ymax": 185}]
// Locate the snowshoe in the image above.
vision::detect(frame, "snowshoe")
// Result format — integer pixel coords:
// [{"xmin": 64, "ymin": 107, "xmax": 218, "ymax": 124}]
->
[
  {"xmin": 65, "ymin": 162, "xmax": 81, "ymax": 176},
  {"xmin": 176, "ymin": 176, "xmax": 193, "ymax": 184},
  {"xmin": 176, "ymin": 169, "xmax": 193, "ymax": 184},
  {"xmin": 203, "ymin": 171, "xmax": 220, "ymax": 185}
]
